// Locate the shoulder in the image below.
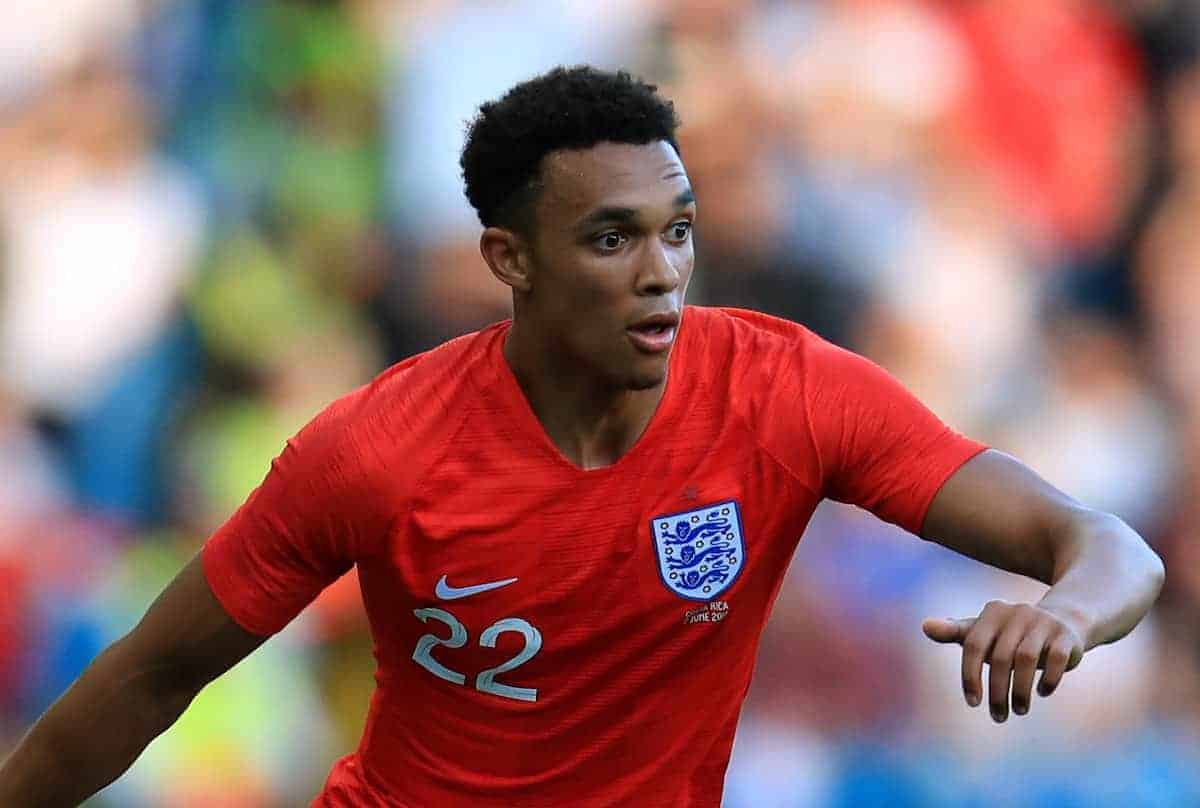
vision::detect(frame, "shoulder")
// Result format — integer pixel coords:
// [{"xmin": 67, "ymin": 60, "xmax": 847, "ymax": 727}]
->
[
  {"xmin": 680, "ymin": 306, "xmax": 887, "ymax": 443},
  {"xmin": 359, "ymin": 323, "xmax": 502, "ymax": 413},
  {"xmin": 288, "ymin": 323, "xmax": 504, "ymax": 483},
  {"xmin": 684, "ymin": 305, "xmax": 820, "ymax": 352},
  {"xmin": 681, "ymin": 306, "xmax": 829, "ymax": 386}
]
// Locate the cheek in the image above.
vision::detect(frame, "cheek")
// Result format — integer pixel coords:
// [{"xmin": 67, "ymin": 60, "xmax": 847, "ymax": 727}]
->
[
  {"xmin": 540, "ymin": 262, "xmax": 627, "ymax": 334},
  {"xmin": 675, "ymin": 250, "xmax": 696, "ymax": 289},
  {"xmin": 680, "ymin": 251, "xmax": 696, "ymax": 280},
  {"xmin": 565, "ymin": 260, "xmax": 631, "ymax": 308}
]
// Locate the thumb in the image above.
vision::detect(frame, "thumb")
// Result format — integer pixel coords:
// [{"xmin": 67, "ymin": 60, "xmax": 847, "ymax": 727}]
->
[{"xmin": 922, "ymin": 617, "xmax": 974, "ymax": 644}]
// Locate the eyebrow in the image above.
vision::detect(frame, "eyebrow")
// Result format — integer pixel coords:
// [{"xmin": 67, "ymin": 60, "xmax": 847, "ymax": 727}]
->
[{"xmin": 576, "ymin": 188, "xmax": 696, "ymax": 231}]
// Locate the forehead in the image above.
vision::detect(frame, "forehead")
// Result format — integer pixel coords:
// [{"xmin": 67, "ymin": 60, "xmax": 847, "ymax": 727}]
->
[{"xmin": 537, "ymin": 141, "xmax": 690, "ymax": 222}]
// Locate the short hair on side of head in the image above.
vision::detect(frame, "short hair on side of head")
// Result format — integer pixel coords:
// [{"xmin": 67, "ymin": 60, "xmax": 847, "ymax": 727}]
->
[{"xmin": 460, "ymin": 65, "xmax": 681, "ymax": 234}]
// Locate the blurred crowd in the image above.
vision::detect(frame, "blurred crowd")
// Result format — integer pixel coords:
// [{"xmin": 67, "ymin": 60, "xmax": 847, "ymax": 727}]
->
[{"xmin": 1, "ymin": 0, "xmax": 1198, "ymax": 805}]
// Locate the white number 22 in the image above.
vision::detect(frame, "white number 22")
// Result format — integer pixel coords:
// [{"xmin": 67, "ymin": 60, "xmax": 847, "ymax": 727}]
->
[{"xmin": 411, "ymin": 609, "xmax": 543, "ymax": 702}]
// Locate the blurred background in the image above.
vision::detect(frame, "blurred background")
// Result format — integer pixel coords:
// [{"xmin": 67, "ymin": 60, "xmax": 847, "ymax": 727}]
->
[{"xmin": 0, "ymin": 0, "xmax": 1197, "ymax": 805}]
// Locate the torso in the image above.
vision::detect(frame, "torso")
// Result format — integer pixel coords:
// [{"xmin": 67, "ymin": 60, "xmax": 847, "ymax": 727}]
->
[{"xmin": 337, "ymin": 308, "xmax": 824, "ymax": 807}]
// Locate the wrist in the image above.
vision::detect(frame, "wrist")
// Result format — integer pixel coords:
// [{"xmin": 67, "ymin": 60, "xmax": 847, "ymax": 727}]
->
[{"xmin": 1035, "ymin": 597, "xmax": 1094, "ymax": 649}]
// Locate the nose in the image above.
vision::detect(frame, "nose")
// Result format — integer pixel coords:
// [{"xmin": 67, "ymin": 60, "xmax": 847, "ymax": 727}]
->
[{"xmin": 635, "ymin": 241, "xmax": 681, "ymax": 297}]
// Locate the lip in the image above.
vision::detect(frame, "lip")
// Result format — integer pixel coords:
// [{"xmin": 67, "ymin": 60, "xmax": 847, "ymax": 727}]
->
[
  {"xmin": 629, "ymin": 311, "xmax": 681, "ymax": 331},
  {"xmin": 627, "ymin": 326, "xmax": 676, "ymax": 354},
  {"xmin": 626, "ymin": 311, "xmax": 680, "ymax": 354}
]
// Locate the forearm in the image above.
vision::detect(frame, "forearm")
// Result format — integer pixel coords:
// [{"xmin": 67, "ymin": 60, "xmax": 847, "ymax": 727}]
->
[
  {"xmin": 0, "ymin": 637, "xmax": 198, "ymax": 807},
  {"xmin": 1037, "ymin": 510, "xmax": 1165, "ymax": 651}
]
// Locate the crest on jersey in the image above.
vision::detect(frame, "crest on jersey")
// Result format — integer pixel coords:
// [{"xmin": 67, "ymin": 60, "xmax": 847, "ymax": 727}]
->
[{"xmin": 651, "ymin": 500, "xmax": 745, "ymax": 601}]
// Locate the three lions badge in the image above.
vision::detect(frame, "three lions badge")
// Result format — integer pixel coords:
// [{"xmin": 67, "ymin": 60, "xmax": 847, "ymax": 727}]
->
[{"xmin": 651, "ymin": 500, "xmax": 745, "ymax": 601}]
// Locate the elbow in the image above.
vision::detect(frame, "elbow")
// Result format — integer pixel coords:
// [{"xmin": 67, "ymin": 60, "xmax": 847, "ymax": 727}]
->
[
  {"xmin": 104, "ymin": 637, "xmax": 205, "ymax": 727},
  {"xmin": 1111, "ymin": 511, "xmax": 1165, "ymax": 594},
  {"xmin": 1089, "ymin": 510, "xmax": 1166, "ymax": 598},
  {"xmin": 1145, "ymin": 541, "xmax": 1166, "ymax": 600}
]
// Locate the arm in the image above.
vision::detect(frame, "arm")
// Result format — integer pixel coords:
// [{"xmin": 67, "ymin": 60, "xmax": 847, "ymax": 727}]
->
[
  {"xmin": 919, "ymin": 449, "xmax": 1165, "ymax": 723},
  {"xmin": 0, "ymin": 555, "xmax": 266, "ymax": 806},
  {"xmin": 0, "ymin": 378, "xmax": 392, "ymax": 805}
]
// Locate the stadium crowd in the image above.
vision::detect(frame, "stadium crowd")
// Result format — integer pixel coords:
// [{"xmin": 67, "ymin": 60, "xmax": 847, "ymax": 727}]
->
[{"xmin": 1, "ymin": 0, "xmax": 1198, "ymax": 805}]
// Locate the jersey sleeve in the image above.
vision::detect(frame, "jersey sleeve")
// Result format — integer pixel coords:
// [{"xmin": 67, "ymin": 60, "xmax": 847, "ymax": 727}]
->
[
  {"xmin": 800, "ymin": 335, "xmax": 988, "ymax": 535},
  {"xmin": 201, "ymin": 399, "xmax": 390, "ymax": 637}
]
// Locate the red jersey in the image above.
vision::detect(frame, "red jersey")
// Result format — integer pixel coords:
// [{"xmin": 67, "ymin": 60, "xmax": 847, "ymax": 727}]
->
[{"xmin": 202, "ymin": 306, "xmax": 985, "ymax": 807}]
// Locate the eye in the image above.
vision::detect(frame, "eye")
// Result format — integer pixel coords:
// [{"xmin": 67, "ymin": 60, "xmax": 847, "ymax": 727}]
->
[
  {"xmin": 668, "ymin": 221, "xmax": 692, "ymax": 243},
  {"xmin": 595, "ymin": 231, "xmax": 627, "ymax": 252}
]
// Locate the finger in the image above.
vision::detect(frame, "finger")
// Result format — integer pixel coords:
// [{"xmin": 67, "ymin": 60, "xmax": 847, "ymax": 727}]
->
[
  {"xmin": 987, "ymin": 608, "xmax": 1036, "ymax": 723},
  {"xmin": 1010, "ymin": 623, "xmax": 1054, "ymax": 716},
  {"xmin": 960, "ymin": 604, "xmax": 1007, "ymax": 709},
  {"xmin": 922, "ymin": 617, "xmax": 975, "ymax": 644},
  {"xmin": 1037, "ymin": 631, "xmax": 1082, "ymax": 698}
]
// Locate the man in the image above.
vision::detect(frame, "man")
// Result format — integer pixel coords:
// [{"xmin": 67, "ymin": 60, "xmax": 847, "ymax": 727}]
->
[{"xmin": 0, "ymin": 66, "xmax": 1164, "ymax": 807}]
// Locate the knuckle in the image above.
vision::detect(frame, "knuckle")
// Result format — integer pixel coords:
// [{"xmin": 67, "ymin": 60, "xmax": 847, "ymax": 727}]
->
[
  {"xmin": 1015, "ymin": 647, "xmax": 1039, "ymax": 666},
  {"xmin": 962, "ymin": 637, "xmax": 987, "ymax": 656},
  {"xmin": 1047, "ymin": 646, "xmax": 1070, "ymax": 664}
]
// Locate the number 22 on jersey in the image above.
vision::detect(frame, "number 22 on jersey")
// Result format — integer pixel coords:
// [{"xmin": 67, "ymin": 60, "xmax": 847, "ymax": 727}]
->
[{"xmin": 411, "ymin": 608, "xmax": 543, "ymax": 702}]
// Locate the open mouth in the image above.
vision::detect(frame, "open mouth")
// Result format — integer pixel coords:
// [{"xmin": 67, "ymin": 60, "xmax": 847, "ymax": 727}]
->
[{"xmin": 627, "ymin": 314, "xmax": 680, "ymax": 354}]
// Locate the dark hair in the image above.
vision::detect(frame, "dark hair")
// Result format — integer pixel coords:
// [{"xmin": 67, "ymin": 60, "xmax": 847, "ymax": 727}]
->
[{"xmin": 460, "ymin": 65, "xmax": 681, "ymax": 233}]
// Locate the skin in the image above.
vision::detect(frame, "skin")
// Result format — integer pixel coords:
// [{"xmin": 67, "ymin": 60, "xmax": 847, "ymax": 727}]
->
[
  {"xmin": 0, "ymin": 557, "xmax": 263, "ymax": 805},
  {"xmin": 0, "ymin": 139, "xmax": 1165, "ymax": 805},
  {"xmin": 482, "ymin": 140, "xmax": 697, "ymax": 469},
  {"xmin": 921, "ymin": 449, "xmax": 1163, "ymax": 722}
]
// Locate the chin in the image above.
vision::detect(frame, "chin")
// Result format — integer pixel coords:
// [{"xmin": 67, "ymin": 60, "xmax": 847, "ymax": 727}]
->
[
  {"xmin": 624, "ymin": 362, "xmax": 669, "ymax": 391},
  {"xmin": 626, "ymin": 374, "xmax": 665, "ymax": 392}
]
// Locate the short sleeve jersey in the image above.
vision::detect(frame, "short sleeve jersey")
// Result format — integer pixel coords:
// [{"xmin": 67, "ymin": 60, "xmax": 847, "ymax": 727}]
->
[{"xmin": 202, "ymin": 306, "xmax": 986, "ymax": 807}]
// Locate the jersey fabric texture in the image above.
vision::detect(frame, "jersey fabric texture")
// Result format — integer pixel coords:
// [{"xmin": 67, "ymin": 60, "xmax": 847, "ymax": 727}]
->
[{"xmin": 201, "ymin": 306, "xmax": 987, "ymax": 807}]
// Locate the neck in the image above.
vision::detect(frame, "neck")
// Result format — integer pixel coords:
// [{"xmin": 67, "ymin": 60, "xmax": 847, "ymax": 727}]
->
[{"xmin": 503, "ymin": 319, "xmax": 667, "ymax": 470}]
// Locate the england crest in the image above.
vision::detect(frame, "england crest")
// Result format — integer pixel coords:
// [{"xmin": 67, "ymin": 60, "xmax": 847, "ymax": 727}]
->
[{"xmin": 651, "ymin": 500, "xmax": 745, "ymax": 601}]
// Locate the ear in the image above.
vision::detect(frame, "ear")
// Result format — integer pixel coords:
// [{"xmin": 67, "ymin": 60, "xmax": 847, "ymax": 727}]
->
[{"xmin": 479, "ymin": 227, "xmax": 533, "ymax": 293}]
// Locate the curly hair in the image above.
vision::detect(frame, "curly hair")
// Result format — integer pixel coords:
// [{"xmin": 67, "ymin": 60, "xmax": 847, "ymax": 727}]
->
[{"xmin": 460, "ymin": 65, "xmax": 681, "ymax": 233}]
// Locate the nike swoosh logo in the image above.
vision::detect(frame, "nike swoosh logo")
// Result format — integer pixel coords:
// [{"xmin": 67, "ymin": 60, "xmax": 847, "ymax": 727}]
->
[{"xmin": 435, "ymin": 575, "xmax": 519, "ymax": 601}]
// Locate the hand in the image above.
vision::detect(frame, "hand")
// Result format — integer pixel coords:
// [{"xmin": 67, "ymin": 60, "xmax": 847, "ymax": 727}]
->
[{"xmin": 922, "ymin": 601, "xmax": 1085, "ymax": 723}]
